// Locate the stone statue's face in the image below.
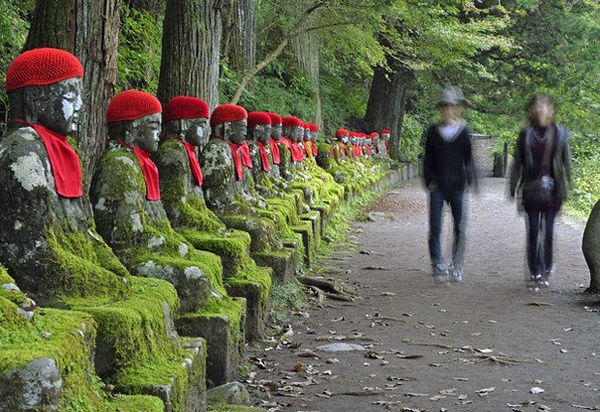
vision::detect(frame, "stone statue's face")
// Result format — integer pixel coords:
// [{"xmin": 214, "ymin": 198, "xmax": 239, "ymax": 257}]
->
[
  {"xmin": 382, "ymin": 133, "xmax": 390, "ymax": 140},
  {"xmin": 290, "ymin": 126, "xmax": 303, "ymax": 142},
  {"xmin": 35, "ymin": 78, "xmax": 83, "ymax": 135},
  {"xmin": 271, "ymin": 124, "xmax": 282, "ymax": 140},
  {"xmin": 185, "ymin": 117, "xmax": 209, "ymax": 148},
  {"xmin": 303, "ymin": 128, "xmax": 310, "ymax": 141},
  {"xmin": 226, "ymin": 119, "xmax": 247, "ymax": 145},
  {"xmin": 254, "ymin": 124, "xmax": 272, "ymax": 145},
  {"xmin": 310, "ymin": 131, "xmax": 318, "ymax": 142},
  {"xmin": 132, "ymin": 113, "xmax": 161, "ymax": 154}
]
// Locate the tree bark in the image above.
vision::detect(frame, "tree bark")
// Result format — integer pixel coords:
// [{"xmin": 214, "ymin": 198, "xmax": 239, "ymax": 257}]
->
[
  {"xmin": 225, "ymin": 0, "xmax": 256, "ymax": 72},
  {"xmin": 583, "ymin": 199, "xmax": 600, "ymax": 294},
  {"xmin": 365, "ymin": 63, "xmax": 415, "ymax": 161},
  {"xmin": 158, "ymin": 0, "xmax": 224, "ymax": 111},
  {"xmin": 24, "ymin": 0, "xmax": 121, "ymax": 189}
]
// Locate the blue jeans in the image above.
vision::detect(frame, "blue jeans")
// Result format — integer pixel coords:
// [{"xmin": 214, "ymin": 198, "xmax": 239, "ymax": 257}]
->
[
  {"xmin": 525, "ymin": 208, "xmax": 557, "ymax": 276},
  {"xmin": 428, "ymin": 187, "xmax": 466, "ymax": 269}
]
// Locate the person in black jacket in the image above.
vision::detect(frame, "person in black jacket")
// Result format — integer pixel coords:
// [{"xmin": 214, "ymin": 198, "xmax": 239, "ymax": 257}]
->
[
  {"xmin": 509, "ymin": 93, "xmax": 571, "ymax": 292},
  {"xmin": 423, "ymin": 87, "xmax": 476, "ymax": 284}
]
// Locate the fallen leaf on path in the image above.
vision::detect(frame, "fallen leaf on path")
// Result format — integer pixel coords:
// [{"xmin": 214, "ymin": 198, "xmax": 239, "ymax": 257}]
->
[
  {"xmin": 405, "ymin": 392, "xmax": 430, "ymax": 397},
  {"xmin": 476, "ymin": 387, "xmax": 495, "ymax": 396},
  {"xmin": 572, "ymin": 404, "xmax": 600, "ymax": 410},
  {"xmin": 396, "ymin": 354, "xmax": 424, "ymax": 359},
  {"xmin": 362, "ymin": 266, "xmax": 390, "ymax": 270},
  {"xmin": 530, "ymin": 387, "xmax": 545, "ymax": 394},
  {"xmin": 325, "ymin": 358, "xmax": 339, "ymax": 364},
  {"xmin": 527, "ymin": 301, "xmax": 554, "ymax": 306}
]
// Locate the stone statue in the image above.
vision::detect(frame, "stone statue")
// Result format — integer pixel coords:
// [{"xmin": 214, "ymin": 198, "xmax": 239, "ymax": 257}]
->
[
  {"xmin": 91, "ymin": 90, "xmax": 224, "ymax": 313},
  {"xmin": 0, "ymin": 48, "xmax": 130, "ymax": 305},
  {"xmin": 200, "ymin": 104, "xmax": 281, "ymax": 253},
  {"xmin": 380, "ymin": 128, "xmax": 391, "ymax": 157}
]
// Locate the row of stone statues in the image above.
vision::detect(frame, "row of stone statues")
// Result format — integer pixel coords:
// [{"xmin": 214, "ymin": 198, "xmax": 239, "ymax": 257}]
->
[{"xmin": 0, "ymin": 48, "xmax": 392, "ymax": 409}]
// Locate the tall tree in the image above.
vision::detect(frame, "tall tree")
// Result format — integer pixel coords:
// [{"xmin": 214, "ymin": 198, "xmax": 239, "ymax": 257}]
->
[
  {"xmin": 25, "ymin": 0, "xmax": 122, "ymax": 187},
  {"xmin": 223, "ymin": 0, "xmax": 257, "ymax": 72},
  {"xmin": 158, "ymin": 0, "xmax": 225, "ymax": 110}
]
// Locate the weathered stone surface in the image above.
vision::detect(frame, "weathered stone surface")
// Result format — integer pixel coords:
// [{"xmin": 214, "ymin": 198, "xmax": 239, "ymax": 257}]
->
[
  {"xmin": 207, "ymin": 381, "xmax": 250, "ymax": 406},
  {"xmin": 0, "ymin": 357, "xmax": 62, "ymax": 411}
]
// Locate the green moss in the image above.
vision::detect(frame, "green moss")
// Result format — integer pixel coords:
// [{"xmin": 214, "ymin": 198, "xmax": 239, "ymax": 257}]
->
[
  {"xmin": 180, "ymin": 229, "xmax": 250, "ymax": 260},
  {"xmin": 47, "ymin": 228, "xmax": 131, "ymax": 304},
  {"xmin": 65, "ymin": 277, "xmax": 180, "ymax": 376},
  {"xmin": 0, "ymin": 304, "xmax": 111, "ymax": 412},
  {"xmin": 110, "ymin": 394, "xmax": 165, "ymax": 412},
  {"xmin": 224, "ymin": 256, "xmax": 272, "ymax": 302}
]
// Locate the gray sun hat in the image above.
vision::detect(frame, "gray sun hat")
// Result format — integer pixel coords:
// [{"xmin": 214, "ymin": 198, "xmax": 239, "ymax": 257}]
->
[{"xmin": 436, "ymin": 87, "xmax": 464, "ymax": 107}]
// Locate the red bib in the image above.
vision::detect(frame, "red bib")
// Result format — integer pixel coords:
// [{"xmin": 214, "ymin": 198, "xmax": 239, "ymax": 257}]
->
[
  {"xmin": 12, "ymin": 119, "xmax": 83, "ymax": 198},
  {"xmin": 257, "ymin": 142, "xmax": 270, "ymax": 172},
  {"xmin": 269, "ymin": 139, "xmax": 281, "ymax": 164},
  {"xmin": 114, "ymin": 140, "xmax": 160, "ymax": 201},
  {"xmin": 171, "ymin": 137, "xmax": 203, "ymax": 186}
]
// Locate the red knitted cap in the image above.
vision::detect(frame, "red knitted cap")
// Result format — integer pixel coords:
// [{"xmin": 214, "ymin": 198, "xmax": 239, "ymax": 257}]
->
[
  {"xmin": 282, "ymin": 116, "xmax": 302, "ymax": 128},
  {"xmin": 5, "ymin": 48, "xmax": 84, "ymax": 92},
  {"xmin": 210, "ymin": 104, "xmax": 247, "ymax": 126},
  {"xmin": 381, "ymin": 129, "xmax": 391, "ymax": 134},
  {"xmin": 107, "ymin": 90, "xmax": 162, "ymax": 123},
  {"xmin": 267, "ymin": 112, "xmax": 282, "ymax": 125},
  {"xmin": 335, "ymin": 128, "xmax": 348, "ymax": 138},
  {"xmin": 248, "ymin": 111, "xmax": 272, "ymax": 127},
  {"xmin": 308, "ymin": 123, "xmax": 318, "ymax": 132},
  {"xmin": 163, "ymin": 96, "xmax": 209, "ymax": 122}
]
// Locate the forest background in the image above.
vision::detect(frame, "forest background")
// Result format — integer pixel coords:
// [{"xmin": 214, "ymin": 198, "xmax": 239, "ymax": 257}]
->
[{"xmin": 1, "ymin": 0, "xmax": 599, "ymax": 217}]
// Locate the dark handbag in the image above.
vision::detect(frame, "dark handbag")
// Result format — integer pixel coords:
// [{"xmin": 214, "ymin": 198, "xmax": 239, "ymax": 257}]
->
[
  {"xmin": 522, "ymin": 127, "xmax": 555, "ymax": 208},
  {"xmin": 522, "ymin": 174, "xmax": 555, "ymax": 207}
]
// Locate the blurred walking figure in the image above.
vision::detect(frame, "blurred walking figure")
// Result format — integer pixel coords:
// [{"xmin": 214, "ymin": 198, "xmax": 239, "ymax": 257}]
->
[
  {"xmin": 423, "ymin": 86, "xmax": 476, "ymax": 284},
  {"xmin": 510, "ymin": 93, "xmax": 571, "ymax": 292}
]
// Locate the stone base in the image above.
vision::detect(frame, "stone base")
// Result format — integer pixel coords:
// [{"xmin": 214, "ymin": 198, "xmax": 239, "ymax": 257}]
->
[
  {"xmin": 226, "ymin": 272, "xmax": 271, "ymax": 341},
  {"xmin": 115, "ymin": 337, "xmax": 207, "ymax": 412},
  {"xmin": 177, "ymin": 297, "xmax": 246, "ymax": 387},
  {"xmin": 292, "ymin": 220, "xmax": 315, "ymax": 267},
  {"xmin": 252, "ymin": 246, "xmax": 297, "ymax": 282}
]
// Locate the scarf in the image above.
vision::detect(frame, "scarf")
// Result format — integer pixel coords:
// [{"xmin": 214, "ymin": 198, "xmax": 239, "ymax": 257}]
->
[
  {"xmin": 240, "ymin": 141, "xmax": 253, "ymax": 168},
  {"xmin": 171, "ymin": 136, "xmax": 202, "ymax": 186},
  {"xmin": 114, "ymin": 140, "xmax": 160, "ymax": 201},
  {"xmin": 257, "ymin": 142, "xmax": 270, "ymax": 171},
  {"xmin": 11, "ymin": 118, "xmax": 83, "ymax": 198},
  {"xmin": 269, "ymin": 139, "xmax": 281, "ymax": 164},
  {"xmin": 291, "ymin": 142, "xmax": 305, "ymax": 162},
  {"xmin": 303, "ymin": 141, "xmax": 312, "ymax": 158},
  {"xmin": 310, "ymin": 141, "xmax": 318, "ymax": 156}
]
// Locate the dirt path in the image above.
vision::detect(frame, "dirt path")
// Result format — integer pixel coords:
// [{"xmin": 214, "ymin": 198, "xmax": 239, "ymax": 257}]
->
[{"xmin": 245, "ymin": 176, "xmax": 600, "ymax": 412}]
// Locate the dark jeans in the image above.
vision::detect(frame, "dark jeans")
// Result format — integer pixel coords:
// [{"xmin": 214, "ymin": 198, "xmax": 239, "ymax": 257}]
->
[
  {"xmin": 428, "ymin": 187, "xmax": 466, "ymax": 269},
  {"xmin": 525, "ymin": 208, "xmax": 557, "ymax": 276}
]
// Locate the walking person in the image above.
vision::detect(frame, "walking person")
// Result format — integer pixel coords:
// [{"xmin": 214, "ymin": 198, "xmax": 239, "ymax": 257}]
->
[
  {"xmin": 510, "ymin": 93, "xmax": 571, "ymax": 292},
  {"xmin": 423, "ymin": 87, "xmax": 476, "ymax": 284}
]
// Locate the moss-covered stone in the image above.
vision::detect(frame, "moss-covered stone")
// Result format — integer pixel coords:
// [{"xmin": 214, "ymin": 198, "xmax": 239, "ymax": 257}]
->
[{"xmin": 109, "ymin": 394, "xmax": 165, "ymax": 412}]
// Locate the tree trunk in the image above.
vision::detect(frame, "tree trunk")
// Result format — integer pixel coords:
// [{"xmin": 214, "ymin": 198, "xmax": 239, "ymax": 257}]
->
[
  {"xmin": 583, "ymin": 199, "xmax": 600, "ymax": 293},
  {"xmin": 158, "ymin": 0, "xmax": 224, "ymax": 111},
  {"xmin": 25, "ymin": 0, "xmax": 121, "ymax": 189},
  {"xmin": 225, "ymin": 0, "xmax": 256, "ymax": 72},
  {"xmin": 365, "ymin": 63, "xmax": 415, "ymax": 161}
]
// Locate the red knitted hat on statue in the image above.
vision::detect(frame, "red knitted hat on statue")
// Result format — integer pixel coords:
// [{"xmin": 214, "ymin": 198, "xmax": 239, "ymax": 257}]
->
[
  {"xmin": 381, "ymin": 129, "xmax": 391, "ymax": 134},
  {"xmin": 281, "ymin": 116, "xmax": 302, "ymax": 128},
  {"xmin": 163, "ymin": 96, "xmax": 209, "ymax": 122},
  {"xmin": 5, "ymin": 48, "xmax": 84, "ymax": 92},
  {"xmin": 106, "ymin": 90, "xmax": 162, "ymax": 123},
  {"xmin": 267, "ymin": 112, "xmax": 282, "ymax": 125},
  {"xmin": 308, "ymin": 123, "xmax": 318, "ymax": 132},
  {"xmin": 335, "ymin": 128, "xmax": 348, "ymax": 138},
  {"xmin": 248, "ymin": 111, "xmax": 272, "ymax": 127},
  {"xmin": 210, "ymin": 103, "xmax": 247, "ymax": 126}
]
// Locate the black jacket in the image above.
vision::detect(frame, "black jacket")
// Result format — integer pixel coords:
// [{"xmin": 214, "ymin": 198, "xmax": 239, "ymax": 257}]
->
[
  {"xmin": 423, "ymin": 122, "xmax": 476, "ymax": 192},
  {"xmin": 509, "ymin": 124, "xmax": 571, "ymax": 202}
]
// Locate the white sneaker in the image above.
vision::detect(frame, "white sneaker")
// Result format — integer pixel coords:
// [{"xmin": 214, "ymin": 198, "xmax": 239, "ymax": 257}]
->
[{"xmin": 433, "ymin": 264, "xmax": 449, "ymax": 284}]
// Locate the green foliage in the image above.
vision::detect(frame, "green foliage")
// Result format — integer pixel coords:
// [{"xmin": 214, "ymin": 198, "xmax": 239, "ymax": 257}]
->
[
  {"xmin": 117, "ymin": 5, "xmax": 163, "ymax": 93},
  {"xmin": 268, "ymin": 279, "xmax": 306, "ymax": 324}
]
